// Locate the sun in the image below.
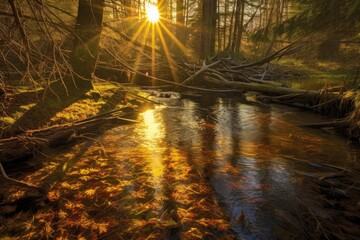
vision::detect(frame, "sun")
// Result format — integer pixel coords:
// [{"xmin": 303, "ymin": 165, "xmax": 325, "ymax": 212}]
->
[{"xmin": 146, "ymin": 5, "xmax": 160, "ymax": 23}]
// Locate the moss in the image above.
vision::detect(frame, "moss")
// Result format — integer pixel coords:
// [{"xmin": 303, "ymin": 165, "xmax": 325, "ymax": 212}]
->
[
  {"xmin": 19, "ymin": 104, "xmax": 36, "ymax": 111},
  {"xmin": 276, "ymin": 57, "xmax": 359, "ymax": 90},
  {"xmin": 1, "ymin": 82, "xmax": 143, "ymax": 134},
  {"xmin": 1, "ymin": 116, "xmax": 15, "ymax": 125}
]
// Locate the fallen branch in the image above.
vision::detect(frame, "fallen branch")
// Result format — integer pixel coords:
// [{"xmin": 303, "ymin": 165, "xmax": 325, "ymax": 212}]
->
[
  {"xmin": 296, "ymin": 197, "xmax": 330, "ymax": 240},
  {"xmin": 0, "ymin": 107, "xmax": 138, "ymax": 163},
  {"xmin": 0, "ymin": 162, "xmax": 43, "ymax": 192},
  {"xmin": 230, "ymin": 43, "xmax": 303, "ymax": 70},
  {"xmin": 180, "ymin": 60, "xmax": 221, "ymax": 86},
  {"xmin": 297, "ymin": 120, "xmax": 347, "ymax": 128}
]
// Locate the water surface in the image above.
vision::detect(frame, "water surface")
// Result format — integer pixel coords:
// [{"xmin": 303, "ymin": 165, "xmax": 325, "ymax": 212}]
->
[{"xmin": 2, "ymin": 95, "xmax": 360, "ymax": 239}]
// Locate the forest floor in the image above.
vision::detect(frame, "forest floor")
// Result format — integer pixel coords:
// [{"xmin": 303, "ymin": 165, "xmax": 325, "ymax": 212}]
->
[
  {"xmin": 275, "ymin": 58, "xmax": 358, "ymax": 85},
  {"xmin": 0, "ymin": 82, "xmax": 148, "ymax": 138}
]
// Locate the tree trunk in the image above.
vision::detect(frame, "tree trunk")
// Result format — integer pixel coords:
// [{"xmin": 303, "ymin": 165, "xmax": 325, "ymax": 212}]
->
[
  {"xmin": 234, "ymin": 0, "xmax": 245, "ymax": 53},
  {"xmin": 200, "ymin": 0, "xmax": 217, "ymax": 59},
  {"xmin": 231, "ymin": 0, "xmax": 240, "ymax": 53},
  {"xmin": 175, "ymin": 0, "xmax": 186, "ymax": 56},
  {"xmin": 223, "ymin": 0, "xmax": 228, "ymax": 50},
  {"xmin": 176, "ymin": 0, "xmax": 185, "ymax": 43},
  {"xmin": 226, "ymin": 0, "xmax": 237, "ymax": 51},
  {"xmin": 65, "ymin": 0, "xmax": 105, "ymax": 94}
]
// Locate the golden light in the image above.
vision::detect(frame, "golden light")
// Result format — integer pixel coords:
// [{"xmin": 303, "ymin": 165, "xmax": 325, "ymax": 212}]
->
[
  {"xmin": 140, "ymin": 108, "xmax": 165, "ymax": 178},
  {"xmin": 146, "ymin": 5, "xmax": 160, "ymax": 23}
]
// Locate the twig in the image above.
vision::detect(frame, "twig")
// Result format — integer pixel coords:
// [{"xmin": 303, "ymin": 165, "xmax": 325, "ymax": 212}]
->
[
  {"xmin": 180, "ymin": 60, "xmax": 221, "ymax": 86},
  {"xmin": 0, "ymin": 162, "xmax": 43, "ymax": 192},
  {"xmin": 296, "ymin": 197, "xmax": 330, "ymax": 240}
]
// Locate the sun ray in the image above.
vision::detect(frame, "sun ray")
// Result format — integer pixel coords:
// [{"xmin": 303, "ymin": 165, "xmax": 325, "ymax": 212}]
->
[
  {"xmin": 122, "ymin": 20, "xmax": 149, "ymax": 55},
  {"xmin": 130, "ymin": 23, "xmax": 152, "ymax": 83},
  {"xmin": 158, "ymin": 21, "xmax": 189, "ymax": 56},
  {"xmin": 151, "ymin": 23, "xmax": 156, "ymax": 85},
  {"xmin": 156, "ymin": 24, "xmax": 179, "ymax": 83}
]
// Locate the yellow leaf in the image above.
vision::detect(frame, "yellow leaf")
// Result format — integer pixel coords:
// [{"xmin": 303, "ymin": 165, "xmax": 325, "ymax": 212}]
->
[
  {"xmin": 58, "ymin": 210, "xmax": 67, "ymax": 219},
  {"xmin": 85, "ymin": 189, "xmax": 96, "ymax": 196},
  {"xmin": 79, "ymin": 176, "xmax": 91, "ymax": 181},
  {"xmin": 63, "ymin": 163, "xmax": 68, "ymax": 171},
  {"xmin": 61, "ymin": 182, "xmax": 72, "ymax": 189},
  {"xmin": 92, "ymin": 223, "xmax": 109, "ymax": 234},
  {"xmin": 187, "ymin": 228, "xmax": 203, "ymax": 239},
  {"xmin": 48, "ymin": 190, "xmax": 60, "ymax": 201},
  {"xmin": 98, "ymin": 224, "xmax": 108, "ymax": 234},
  {"xmin": 64, "ymin": 202, "xmax": 73, "ymax": 210}
]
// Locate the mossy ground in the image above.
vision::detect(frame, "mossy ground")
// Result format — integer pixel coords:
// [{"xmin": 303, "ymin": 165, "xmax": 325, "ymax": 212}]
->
[
  {"xmin": 276, "ymin": 58, "xmax": 360, "ymax": 89},
  {"xmin": 0, "ymin": 82, "xmax": 145, "ymax": 137}
]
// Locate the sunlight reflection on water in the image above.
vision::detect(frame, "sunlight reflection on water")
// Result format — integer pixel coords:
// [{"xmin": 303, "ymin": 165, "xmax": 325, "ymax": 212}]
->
[
  {"xmin": 126, "ymin": 97, "xmax": 360, "ymax": 239},
  {"xmin": 13, "ymin": 96, "xmax": 358, "ymax": 239}
]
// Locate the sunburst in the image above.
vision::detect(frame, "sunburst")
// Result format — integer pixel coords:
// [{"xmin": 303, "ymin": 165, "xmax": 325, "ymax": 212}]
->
[{"xmin": 146, "ymin": 5, "xmax": 160, "ymax": 23}]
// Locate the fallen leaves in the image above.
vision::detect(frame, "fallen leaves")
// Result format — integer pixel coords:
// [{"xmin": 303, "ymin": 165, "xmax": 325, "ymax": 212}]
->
[
  {"xmin": 196, "ymin": 218, "xmax": 230, "ymax": 231},
  {"xmin": 58, "ymin": 211, "xmax": 68, "ymax": 219},
  {"xmin": 0, "ymin": 116, "xmax": 235, "ymax": 240},
  {"xmin": 84, "ymin": 189, "xmax": 96, "ymax": 197},
  {"xmin": 91, "ymin": 222, "xmax": 109, "ymax": 234},
  {"xmin": 47, "ymin": 190, "xmax": 60, "ymax": 201}
]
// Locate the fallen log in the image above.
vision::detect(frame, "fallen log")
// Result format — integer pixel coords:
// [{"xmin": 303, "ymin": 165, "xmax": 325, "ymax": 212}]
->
[
  {"xmin": 200, "ymin": 77, "xmax": 353, "ymax": 117},
  {"xmin": 0, "ymin": 107, "xmax": 138, "ymax": 163}
]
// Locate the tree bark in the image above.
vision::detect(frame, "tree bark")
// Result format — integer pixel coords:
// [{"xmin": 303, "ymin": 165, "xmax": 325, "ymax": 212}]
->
[
  {"xmin": 226, "ymin": 0, "xmax": 237, "ymax": 51},
  {"xmin": 176, "ymin": 0, "xmax": 185, "ymax": 43},
  {"xmin": 234, "ymin": 0, "xmax": 245, "ymax": 53},
  {"xmin": 200, "ymin": 0, "xmax": 217, "ymax": 59},
  {"xmin": 64, "ymin": 0, "xmax": 105, "ymax": 94}
]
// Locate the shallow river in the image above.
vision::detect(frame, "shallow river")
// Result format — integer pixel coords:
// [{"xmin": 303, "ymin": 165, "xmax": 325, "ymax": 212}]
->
[{"xmin": 2, "ymin": 95, "xmax": 360, "ymax": 239}]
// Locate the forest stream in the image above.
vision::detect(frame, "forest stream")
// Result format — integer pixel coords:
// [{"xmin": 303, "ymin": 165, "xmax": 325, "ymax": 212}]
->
[
  {"xmin": 1, "ymin": 93, "xmax": 360, "ymax": 239},
  {"xmin": 2, "ymin": 0, "xmax": 360, "ymax": 238}
]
